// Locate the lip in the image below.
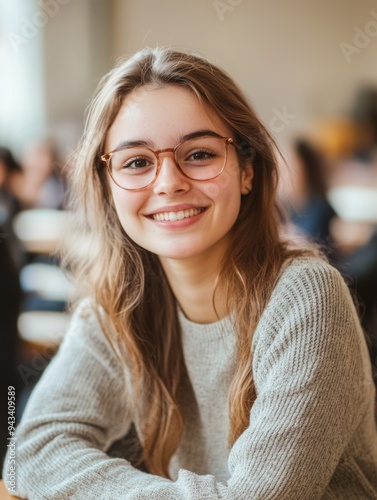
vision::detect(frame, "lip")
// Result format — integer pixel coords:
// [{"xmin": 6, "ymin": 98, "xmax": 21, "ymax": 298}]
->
[
  {"xmin": 145, "ymin": 204, "xmax": 207, "ymax": 217},
  {"xmin": 144, "ymin": 204, "xmax": 208, "ymax": 228}
]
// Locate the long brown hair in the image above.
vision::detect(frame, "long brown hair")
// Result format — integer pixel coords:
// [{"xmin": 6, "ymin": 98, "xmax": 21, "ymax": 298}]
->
[{"xmin": 62, "ymin": 47, "xmax": 313, "ymax": 477}]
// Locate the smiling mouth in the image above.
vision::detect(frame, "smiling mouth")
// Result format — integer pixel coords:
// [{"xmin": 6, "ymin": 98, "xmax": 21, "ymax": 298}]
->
[{"xmin": 151, "ymin": 207, "xmax": 205, "ymax": 222}]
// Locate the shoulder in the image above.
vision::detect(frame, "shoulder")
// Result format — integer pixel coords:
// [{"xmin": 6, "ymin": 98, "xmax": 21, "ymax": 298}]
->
[
  {"xmin": 276, "ymin": 255, "xmax": 343, "ymax": 285},
  {"xmin": 270, "ymin": 256, "xmax": 352, "ymax": 313},
  {"xmin": 253, "ymin": 256, "xmax": 364, "ymax": 367},
  {"xmin": 67, "ymin": 297, "xmax": 104, "ymax": 341},
  {"xmin": 70, "ymin": 296, "xmax": 112, "ymax": 324},
  {"xmin": 68, "ymin": 297, "xmax": 118, "ymax": 339},
  {"xmin": 62, "ymin": 298, "xmax": 126, "ymax": 368},
  {"xmin": 251, "ymin": 256, "xmax": 373, "ymax": 412}
]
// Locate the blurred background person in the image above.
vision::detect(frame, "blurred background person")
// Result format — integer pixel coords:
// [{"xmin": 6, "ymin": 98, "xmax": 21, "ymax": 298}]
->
[
  {"xmin": 0, "ymin": 147, "xmax": 24, "ymax": 267},
  {"xmin": 330, "ymin": 210, "xmax": 377, "ymax": 383},
  {"xmin": 0, "ymin": 141, "xmax": 69, "ymax": 429},
  {"xmin": 278, "ymin": 123, "xmax": 377, "ymax": 378},
  {"xmin": 0, "ymin": 147, "xmax": 22, "ymax": 473},
  {"xmin": 351, "ymin": 87, "xmax": 377, "ymax": 165},
  {"xmin": 0, "ymin": 235, "xmax": 22, "ymax": 474},
  {"xmin": 17, "ymin": 139, "xmax": 66, "ymax": 210},
  {"xmin": 278, "ymin": 139, "xmax": 336, "ymax": 255},
  {"xmin": 329, "ymin": 87, "xmax": 377, "ymax": 379}
]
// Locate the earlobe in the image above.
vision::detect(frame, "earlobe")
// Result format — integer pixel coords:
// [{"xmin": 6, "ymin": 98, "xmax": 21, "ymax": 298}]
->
[{"xmin": 241, "ymin": 163, "xmax": 254, "ymax": 195}]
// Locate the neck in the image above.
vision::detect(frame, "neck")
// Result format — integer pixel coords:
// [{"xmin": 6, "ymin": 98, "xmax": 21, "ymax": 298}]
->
[{"xmin": 159, "ymin": 245, "xmax": 229, "ymax": 324}]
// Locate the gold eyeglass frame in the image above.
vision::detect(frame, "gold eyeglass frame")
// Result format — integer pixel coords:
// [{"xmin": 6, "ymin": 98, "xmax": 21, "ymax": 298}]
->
[{"xmin": 101, "ymin": 135, "xmax": 236, "ymax": 191}]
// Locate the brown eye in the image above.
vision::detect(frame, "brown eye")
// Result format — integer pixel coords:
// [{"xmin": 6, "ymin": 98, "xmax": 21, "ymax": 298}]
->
[{"xmin": 123, "ymin": 157, "xmax": 152, "ymax": 170}]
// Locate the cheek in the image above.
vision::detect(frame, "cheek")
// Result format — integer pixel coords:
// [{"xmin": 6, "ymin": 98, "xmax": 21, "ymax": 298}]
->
[
  {"xmin": 110, "ymin": 188, "xmax": 143, "ymax": 230},
  {"xmin": 206, "ymin": 170, "xmax": 242, "ymax": 209},
  {"xmin": 203, "ymin": 161, "xmax": 241, "ymax": 195},
  {"xmin": 203, "ymin": 177, "xmax": 242, "ymax": 231}
]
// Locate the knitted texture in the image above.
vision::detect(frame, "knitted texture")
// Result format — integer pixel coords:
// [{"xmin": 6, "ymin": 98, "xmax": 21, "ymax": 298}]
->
[{"xmin": 3, "ymin": 258, "xmax": 377, "ymax": 499}]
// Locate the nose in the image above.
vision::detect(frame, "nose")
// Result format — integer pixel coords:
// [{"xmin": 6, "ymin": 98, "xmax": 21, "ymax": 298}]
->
[{"xmin": 152, "ymin": 152, "xmax": 190, "ymax": 196}]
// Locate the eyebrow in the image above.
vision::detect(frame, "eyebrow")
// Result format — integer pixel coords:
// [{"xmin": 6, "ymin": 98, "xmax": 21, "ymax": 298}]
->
[{"xmin": 112, "ymin": 129, "xmax": 225, "ymax": 152}]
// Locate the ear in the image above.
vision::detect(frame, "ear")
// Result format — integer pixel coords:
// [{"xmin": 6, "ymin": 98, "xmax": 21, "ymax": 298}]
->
[{"xmin": 240, "ymin": 163, "xmax": 253, "ymax": 195}]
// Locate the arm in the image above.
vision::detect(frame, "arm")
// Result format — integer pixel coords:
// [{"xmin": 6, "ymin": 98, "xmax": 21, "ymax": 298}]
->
[
  {"xmin": 3, "ymin": 263, "xmax": 374, "ymax": 499},
  {"xmin": 227, "ymin": 260, "xmax": 374, "ymax": 498},
  {"xmin": 3, "ymin": 301, "xmax": 172, "ymax": 499}
]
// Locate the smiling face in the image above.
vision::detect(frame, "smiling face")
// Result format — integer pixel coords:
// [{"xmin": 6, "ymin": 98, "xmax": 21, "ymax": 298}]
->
[{"xmin": 104, "ymin": 84, "xmax": 253, "ymax": 264}]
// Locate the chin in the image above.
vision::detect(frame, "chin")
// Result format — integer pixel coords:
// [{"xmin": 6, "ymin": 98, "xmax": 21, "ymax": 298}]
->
[{"xmin": 154, "ymin": 246, "xmax": 203, "ymax": 261}]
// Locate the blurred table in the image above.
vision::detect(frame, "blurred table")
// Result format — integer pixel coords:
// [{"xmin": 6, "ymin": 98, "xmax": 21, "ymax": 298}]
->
[
  {"xmin": 327, "ymin": 185, "xmax": 377, "ymax": 223},
  {"xmin": 327, "ymin": 184, "xmax": 377, "ymax": 252},
  {"xmin": 12, "ymin": 209, "xmax": 68, "ymax": 254},
  {"xmin": 0, "ymin": 481, "xmax": 21, "ymax": 499},
  {"xmin": 20, "ymin": 263, "xmax": 74, "ymax": 302},
  {"xmin": 12, "ymin": 209, "xmax": 74, "ymax": 347},
  {"xmin": 17, "ymin": 310, "xmax": 71, "ymax": 346}
]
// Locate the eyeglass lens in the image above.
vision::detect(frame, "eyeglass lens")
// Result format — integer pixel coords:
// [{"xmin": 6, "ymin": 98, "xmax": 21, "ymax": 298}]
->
[{"xmin": 108, "ymin": 136, "xmax": 227, "ymax": 190}]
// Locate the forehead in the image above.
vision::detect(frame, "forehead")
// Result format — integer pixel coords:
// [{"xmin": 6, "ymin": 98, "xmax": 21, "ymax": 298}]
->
[{"xmin": 105, "ymin": 84, "xmax": 231, "ymax": 151}]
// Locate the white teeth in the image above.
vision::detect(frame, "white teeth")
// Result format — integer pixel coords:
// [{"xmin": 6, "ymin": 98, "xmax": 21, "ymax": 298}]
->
[{"xmin": 152, "ymin": 208, "xmax": 203, "ymax": 221}]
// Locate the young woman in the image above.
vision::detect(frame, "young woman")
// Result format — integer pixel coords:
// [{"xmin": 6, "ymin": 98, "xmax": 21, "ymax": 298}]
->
[{"xmin": 4, "ymin": 47, "xmax": 377, "ymax": 499}]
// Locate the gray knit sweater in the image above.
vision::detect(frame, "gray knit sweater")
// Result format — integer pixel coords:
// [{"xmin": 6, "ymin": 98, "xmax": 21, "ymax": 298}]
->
[{"xmin": 3, "ymin": 258, "xmax": 377, "ymax": 499}]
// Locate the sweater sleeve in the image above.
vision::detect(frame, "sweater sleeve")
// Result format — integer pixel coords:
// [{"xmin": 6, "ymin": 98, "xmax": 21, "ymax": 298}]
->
[
  {"xmin": 2, "ymin": 300, "xmax": 172, "ymax": 499},
  {"xmin": 227, "ymin": 259, "xmax": 374, "ymax": 499},
  {"xmin": 3, "ymin": 262, "xmax": 374, "ymax": 499}
]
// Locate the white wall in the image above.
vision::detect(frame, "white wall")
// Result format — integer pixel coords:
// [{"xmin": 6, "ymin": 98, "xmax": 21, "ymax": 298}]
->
[
  {"xmin": 42, "ymin": 0, "xmax": 111, "ymax": 156},
  {"xmin": 0, "ymin": 0, "xmax": 112, "ymax": 157},
  {"xmin": 0, "ymin": 0, "xmax": 46, "ymax": 155},
  {"xmin": 2, "ymin": 0, "xmax": 377, "ymax": 156},
  {"xmin": 109, "ymin": 0, "xmax": 377, "ymax": 144}
]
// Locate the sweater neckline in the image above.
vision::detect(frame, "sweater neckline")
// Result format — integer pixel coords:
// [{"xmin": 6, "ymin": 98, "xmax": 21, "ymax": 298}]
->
[{"xmin": 177, "ymin": 306, "xmax": 235, "ymax": 342}]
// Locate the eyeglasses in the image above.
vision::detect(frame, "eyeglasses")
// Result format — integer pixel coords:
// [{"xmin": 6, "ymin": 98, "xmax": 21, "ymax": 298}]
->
[{"xmin": 101, "ymin": 135, "xmax": 236, "ymax": 191}]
